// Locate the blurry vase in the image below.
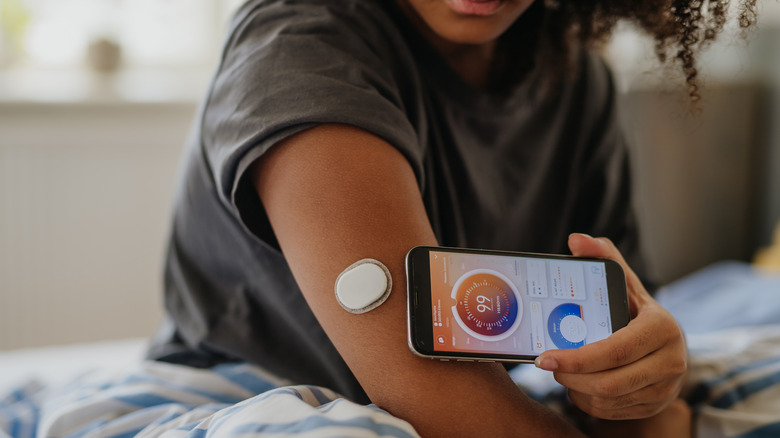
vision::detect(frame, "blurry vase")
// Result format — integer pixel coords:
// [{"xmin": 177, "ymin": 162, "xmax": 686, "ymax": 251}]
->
[{"xmin": 86, "ymin": 37, "xmax": 121, "ymax": 73}]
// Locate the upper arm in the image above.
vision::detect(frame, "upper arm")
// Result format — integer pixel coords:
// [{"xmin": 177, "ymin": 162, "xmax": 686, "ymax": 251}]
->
[
  {"xmin": 251, "ymin": 124, "xmax": 436, "ymax": 388},
  {"xmin": 250, "ymin": 124, "xmax": 583, "ymax": 438},
  {"xmin": 253, "ymin": 124, "xmax": 433, "ymax": 282}
]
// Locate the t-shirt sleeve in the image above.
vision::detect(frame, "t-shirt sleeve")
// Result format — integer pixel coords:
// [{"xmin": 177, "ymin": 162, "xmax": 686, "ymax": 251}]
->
[{"xmin": 199, "ymin": 1, "xmax": 422, "ymax": 246}]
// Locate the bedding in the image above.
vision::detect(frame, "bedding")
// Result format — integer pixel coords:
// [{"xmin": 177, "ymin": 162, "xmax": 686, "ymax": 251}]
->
[
  {"xmin": 1, "ymin": 261, "xmax": 779, "ymax": 438},
  {"xmin": 0, "ymin": 361, "xmax": 418, "ymax": 438},
  {"xmin": 656, "ymin": 261, "xmax": 780, "ymax": 438},
  {"xmin": 0, "ymin": 339, "xmax": 147, "ymax": 394}
]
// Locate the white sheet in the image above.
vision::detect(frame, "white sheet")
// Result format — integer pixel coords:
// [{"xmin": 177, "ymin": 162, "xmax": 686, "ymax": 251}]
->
[{"xmin": 0, "ymin": 338, "xmax": 147, "ymax": 394}]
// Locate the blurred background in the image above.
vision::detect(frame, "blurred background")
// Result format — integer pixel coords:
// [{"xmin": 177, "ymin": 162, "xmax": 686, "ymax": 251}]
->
[{"xmin": 0, "ymin": 0, "xmax": 778, "ymax": 351}]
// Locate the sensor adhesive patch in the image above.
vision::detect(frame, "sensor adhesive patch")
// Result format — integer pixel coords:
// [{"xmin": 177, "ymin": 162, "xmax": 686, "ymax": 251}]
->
[{"xmin": 335, "ymin": 259, "xmax": 392, "ymax": 314}]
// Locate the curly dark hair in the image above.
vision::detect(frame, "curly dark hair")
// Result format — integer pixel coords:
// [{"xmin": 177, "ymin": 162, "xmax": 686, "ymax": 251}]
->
[{"xmin": 495, "ymin": 0, "xmax": 758, "ymax": 101}]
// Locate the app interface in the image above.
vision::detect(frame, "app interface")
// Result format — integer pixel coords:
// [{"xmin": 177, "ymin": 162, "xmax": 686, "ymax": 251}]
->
[{"xmin": 428, "ymin": 251, "xmax": 613, "ymax": 356}]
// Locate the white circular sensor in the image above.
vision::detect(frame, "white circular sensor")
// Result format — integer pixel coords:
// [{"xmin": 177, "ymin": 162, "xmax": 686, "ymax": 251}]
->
[
  {"xmin": 335, "ymin": 259, "xmax": 392, "ymax": 314},
  {"xmin": 559, "ymin": 315, "xmax": 588, "ymax": 344}
]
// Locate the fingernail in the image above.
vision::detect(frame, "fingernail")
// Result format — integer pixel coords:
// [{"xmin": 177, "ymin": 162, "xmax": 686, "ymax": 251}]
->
[{"xmin": 534, "ymin": 356, "xmax": 558, "ymax": 371}]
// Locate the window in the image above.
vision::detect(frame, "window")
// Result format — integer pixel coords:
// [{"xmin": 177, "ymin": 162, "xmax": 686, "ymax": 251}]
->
[{"xmin": 0, "ymin": 0, "xmax": 243, "ymax": 101}]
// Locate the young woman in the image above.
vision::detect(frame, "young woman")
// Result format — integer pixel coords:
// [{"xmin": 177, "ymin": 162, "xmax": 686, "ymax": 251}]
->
[{"xmin": 148, "ymin": 0, "xmax": 756, "ymax": 435}]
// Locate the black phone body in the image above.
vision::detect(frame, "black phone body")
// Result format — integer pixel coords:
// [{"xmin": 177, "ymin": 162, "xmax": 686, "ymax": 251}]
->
[{"xmin": 406, "ymin": 246, "xmax": 630, "ymax": 362}]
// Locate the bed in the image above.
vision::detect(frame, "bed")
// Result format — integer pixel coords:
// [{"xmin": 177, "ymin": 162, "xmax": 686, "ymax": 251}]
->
[{"xmin": 2, "ymin": 261, "xmax": 779, "ymax": 438}]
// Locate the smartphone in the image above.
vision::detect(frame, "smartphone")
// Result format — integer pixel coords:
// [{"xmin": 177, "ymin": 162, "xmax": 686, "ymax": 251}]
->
[{"xmin": 406, "ymin": 246, "xmax": 631, "ymax": 362}]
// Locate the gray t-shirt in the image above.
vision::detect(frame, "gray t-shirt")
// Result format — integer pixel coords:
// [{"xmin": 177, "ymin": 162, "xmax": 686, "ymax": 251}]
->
[{"xmin": 148, "ymin": 0, "xmax": 647, "ymax": 403}]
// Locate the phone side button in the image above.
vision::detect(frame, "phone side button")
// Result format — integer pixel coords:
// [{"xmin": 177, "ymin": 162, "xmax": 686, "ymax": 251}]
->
[{"xmin": 456, "ymin": 359, "xmax": 473, "ymax": 362}]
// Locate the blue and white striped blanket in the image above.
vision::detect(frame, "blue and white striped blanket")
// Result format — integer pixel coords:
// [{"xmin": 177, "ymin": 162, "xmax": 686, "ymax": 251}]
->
[
  {"xmin": 2, "ymin": 262, "xmax": 779, "ymax": 438},
  {"xmin": 685, "ymin": 325, "xmax": 780, "ymax": 438},
  {"xmin": 0, "ymin": 361, "xmax": 419, "ymax": 438},
  {"xmin": 655, "ymin": 262, "xmax": 780, "ymax": 438}
]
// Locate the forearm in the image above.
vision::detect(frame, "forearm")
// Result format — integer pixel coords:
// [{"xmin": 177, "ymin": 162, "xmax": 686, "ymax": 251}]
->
[
  {"xmin": 289, "ymin": 243, "xmax": 578, "ymax": 436},
  {"xmin": 283, "ymin": 229, "xmax": 580, "ymax": 437},
  {"xmin": 369, "ymin": 358, "xmax": 581, "ymax": 437}
]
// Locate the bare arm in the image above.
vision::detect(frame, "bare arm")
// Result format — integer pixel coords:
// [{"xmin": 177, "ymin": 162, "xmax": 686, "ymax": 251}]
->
[{"xmin": 251, "ymin": 124, "xmax": 583, "ymax": 437}]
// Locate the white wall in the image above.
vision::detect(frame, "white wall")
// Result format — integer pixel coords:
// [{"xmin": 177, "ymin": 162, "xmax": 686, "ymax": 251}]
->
[
  {"xmin": 621, "ymin": 84, "xmax": 770, "ymax": 284},
  {"xmin": 0, "ymin": 101, "xmax": 197, "ymax": 350},
  {"xmin": 610, "ymin": 24, "xmax": 780, "ymax": 284}
]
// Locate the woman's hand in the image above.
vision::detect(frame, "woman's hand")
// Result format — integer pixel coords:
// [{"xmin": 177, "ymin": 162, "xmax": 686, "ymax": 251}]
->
[{"xmin": 535, "ymin": 233, "xmax": 688, "ymax": 420}]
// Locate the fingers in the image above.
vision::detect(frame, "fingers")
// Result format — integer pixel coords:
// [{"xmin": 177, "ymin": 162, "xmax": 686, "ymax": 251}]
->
[
  {"xmin": 568, "ymin": 376, "xmax": 686, "ymax": 420},
  {"xmin": 553, "ymin": 340, "xmax": 687, "ymax": 399},
  {"xmin": 547, "ymin": 306, "xmax": 688, "ymax": 420},
  {"xmin": 567, "ymin": 233, "xmax": 628, "ymax": 265},
  {"xmin": 567, "ymin": 234, "xmax": 649, "ymax": 304},
  {"xmin": 535, "ymin": 304, "xmax": 688, "ymax": 420},
  {"xmin": 570, "ymin": 397, "xmax": 665, "ymax": 420},
  {"xmin": 582, "ymin": 398, "xmax": 693, "ymax": 437},
  {"xmin": 536, "ymin": 305, "xmax": 675, "ymax": 374}
]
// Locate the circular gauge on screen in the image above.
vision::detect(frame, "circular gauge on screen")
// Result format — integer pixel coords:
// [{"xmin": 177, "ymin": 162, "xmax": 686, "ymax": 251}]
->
[
  {"xmin": 547, "ymin": 303, "xmax": 587, "ymax": 349},
  {"xmin": 451, "ymin": 269, "xmax": 522, "ymax": 342}
]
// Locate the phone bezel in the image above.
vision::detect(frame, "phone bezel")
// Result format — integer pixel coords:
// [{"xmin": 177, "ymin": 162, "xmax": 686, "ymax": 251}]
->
[{"xmin": 406, "ymin": 245, "xmax": 630, "ymax": 362}]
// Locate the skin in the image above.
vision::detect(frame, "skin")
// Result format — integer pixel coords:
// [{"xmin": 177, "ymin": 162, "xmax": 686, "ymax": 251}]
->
[
  {"xmin": 395, "ymin": 0, "xmax": 535, "ymax": 88},
  {"xmin": 251, "ymin": 0, "xmax": 691, "ymax": 435}
]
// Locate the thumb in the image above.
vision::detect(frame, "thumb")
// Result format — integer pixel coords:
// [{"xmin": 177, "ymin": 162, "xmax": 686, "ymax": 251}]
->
[
  {"xmin": 568, "ymin": 233, "xmax": 623, "ymax": 263},
  {"xmin": 568, "ymin": 232, "xmax": 596, "ymax": 256},
  {"xmin": 568, "ymin": 233, "xmax": 650, "ymax": 311}
]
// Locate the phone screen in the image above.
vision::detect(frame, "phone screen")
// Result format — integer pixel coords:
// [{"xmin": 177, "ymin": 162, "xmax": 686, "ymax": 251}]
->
[{"xmin": 426, "ymin": 249, "xmax": 619, "ymax": 357}]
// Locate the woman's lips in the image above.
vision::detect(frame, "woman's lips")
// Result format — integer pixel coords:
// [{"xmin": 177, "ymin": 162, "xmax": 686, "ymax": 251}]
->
[{"xmin": 445, "ymin": 0, "xmax": 505, "ymax": 16}]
